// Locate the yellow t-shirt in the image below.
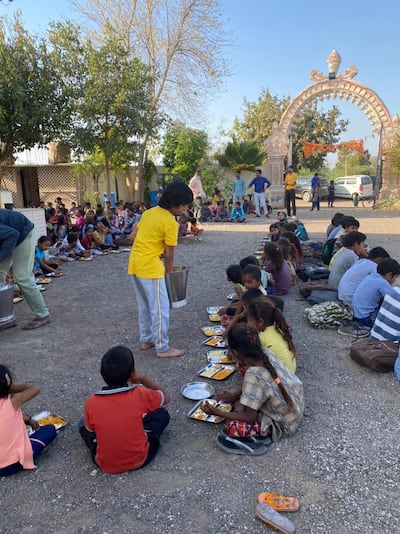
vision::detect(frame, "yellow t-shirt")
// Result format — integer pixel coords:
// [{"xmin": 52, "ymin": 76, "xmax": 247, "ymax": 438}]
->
[
  {"xmin": 128, "ymin": 206, "xmax": 178, "ymax": 279},
  {"xmin": 259, "ymin": 325, "xmax": 296, "ymax": 373},
  {"xmin": 284, "ymin": 172, "xmax": 297, "ymax": 190}
]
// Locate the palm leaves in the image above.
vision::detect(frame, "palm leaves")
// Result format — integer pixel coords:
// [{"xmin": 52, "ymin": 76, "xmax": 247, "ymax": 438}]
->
[{"xmin": 215, "ymin": 139, "xmax": 265, "ymax": 172}]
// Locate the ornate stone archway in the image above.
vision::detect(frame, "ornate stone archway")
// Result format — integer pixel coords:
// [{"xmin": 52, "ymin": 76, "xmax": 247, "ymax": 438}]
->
[{"xmin": 264, "ymin": 50, "xmax": 400, "ymax": 199}]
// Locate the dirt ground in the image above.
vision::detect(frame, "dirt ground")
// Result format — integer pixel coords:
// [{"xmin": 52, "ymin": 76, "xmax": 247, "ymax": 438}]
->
[{"xmin": 1, "ymin": 200, "xmax": 400, "ymax": 534}]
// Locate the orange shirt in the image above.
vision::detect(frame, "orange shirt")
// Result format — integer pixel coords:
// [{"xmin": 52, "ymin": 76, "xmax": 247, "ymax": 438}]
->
[
  {"xmin": 0, "ymin": 397, "xmax": 35, "ymax": 470},
  {"xmin": 84, "ymin": 385, "xmax": 164, "ymax": 474}
]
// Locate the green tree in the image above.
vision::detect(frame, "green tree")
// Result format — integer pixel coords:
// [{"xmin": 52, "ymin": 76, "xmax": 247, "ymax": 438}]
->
[
  {"xmin": 230, "ymin": 89, "xmax": 349, "ymax": 172},
  {"xmin": 69, "ymin": 0, "xmax": 229, "ymax": 196},
  {"xmin": 214, "ymin": 139, "xmax": 265, "ymax": 171},
  {"xmin": 161, "ymin": 121, "xmax": 208, "ymax": 180},
  {"xmin": 385, "ymin": 133, "xmax": 400, "ymax": 173},
  {"xmin": 49, "ymin": 22, "xmax": 157, "ymax": 197},
  {"xmin": 331, "ymin": 148, "xmax": 373, "ymax": 177},
  {"xmin": 293, "ymin": 104, "xmax": 349, "ymax": 171},
  {"xmin": 0, "ymin": 15, "xmax": 69, "ymax": 162},
  {"xmin": 230, "ymin": 89, "xmax": 291, "ymax": 146}
]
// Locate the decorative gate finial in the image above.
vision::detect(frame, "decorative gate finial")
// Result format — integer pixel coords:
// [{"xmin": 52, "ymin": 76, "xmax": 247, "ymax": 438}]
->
[{"xmin": 310, "ymin": 50, "xmax": 358, "ymax": 82}]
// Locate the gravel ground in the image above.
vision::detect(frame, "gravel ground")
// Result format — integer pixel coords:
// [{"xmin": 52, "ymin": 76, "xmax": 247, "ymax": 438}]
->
[{"xmin": 1, "ymin": 201, "xmax": 400, "ymax": 534}]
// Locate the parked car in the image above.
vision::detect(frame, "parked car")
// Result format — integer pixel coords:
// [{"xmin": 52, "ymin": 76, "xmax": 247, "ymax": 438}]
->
[
  {"xmin": 295, "ymin": 176, "xmax": 329, "ymax": 202},
  {"xmin": 334, "ymin": 175, "xmax": 374, "ymax": 200}
]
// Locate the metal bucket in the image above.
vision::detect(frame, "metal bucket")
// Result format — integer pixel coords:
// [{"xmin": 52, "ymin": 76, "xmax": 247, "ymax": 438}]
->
[
  {"xmin": 165, "ymin": 266, "xmax": 189, "ymax": 309},
  {"xmin": 0, "ymin": 283, "xmax": 16, "ymax": 328}
]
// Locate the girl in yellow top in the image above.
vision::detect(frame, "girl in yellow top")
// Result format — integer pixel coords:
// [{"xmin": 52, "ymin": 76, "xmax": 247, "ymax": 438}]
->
[
  {"xmin": 128, "ymin": 182, "xmax": 193, "ymax": 358},
  {"xmin": 246, "ymin": 297, "xmax": 296, "ymax": 373}
]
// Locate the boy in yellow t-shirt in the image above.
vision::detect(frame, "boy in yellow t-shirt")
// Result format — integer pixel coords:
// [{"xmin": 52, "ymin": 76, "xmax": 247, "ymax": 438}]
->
[
  {"xmin": 128, "ymin": 182, "xmax": 193, "ymax": 358},
  {"xmin": 283, "ymin": 166, "xmax": 297, "ymax": 219}
]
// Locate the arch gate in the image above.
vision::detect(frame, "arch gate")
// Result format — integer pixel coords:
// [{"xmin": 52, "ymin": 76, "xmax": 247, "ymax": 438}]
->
[{"xmin": 264, "ymin": 50, "xmax": 400, "ymax": 200}]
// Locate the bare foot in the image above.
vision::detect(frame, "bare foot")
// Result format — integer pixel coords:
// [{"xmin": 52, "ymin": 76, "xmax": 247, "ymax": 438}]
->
[
  {"xmin": 156, "ymin": 348, "xmax": 184, "ymax": 358},
  {"xmin": 140, "ymin": 342, "xmax": 155, "ymax": 350}
]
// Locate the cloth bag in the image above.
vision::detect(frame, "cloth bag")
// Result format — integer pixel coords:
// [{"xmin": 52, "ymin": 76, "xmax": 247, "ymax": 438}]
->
[{"xmin": 350, "ymin": 339, "xmax": 398, "ymax": 373}]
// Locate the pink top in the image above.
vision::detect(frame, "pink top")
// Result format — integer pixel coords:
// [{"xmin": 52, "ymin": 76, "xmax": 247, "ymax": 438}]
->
[{"xmin": 0, "ymin": 397, "xmax": 35, "ymax": 469}]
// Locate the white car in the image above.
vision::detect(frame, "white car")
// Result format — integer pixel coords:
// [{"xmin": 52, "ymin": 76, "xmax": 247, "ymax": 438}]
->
[{"xmin": 334, "ymin": 175, "xmax": 374, "ymax": 201}]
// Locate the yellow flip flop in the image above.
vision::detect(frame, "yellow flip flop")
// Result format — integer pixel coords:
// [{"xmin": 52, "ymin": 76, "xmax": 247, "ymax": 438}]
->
[{"xmin": 258, "ymin": 493, "xmax": 300, "ymax": 512}]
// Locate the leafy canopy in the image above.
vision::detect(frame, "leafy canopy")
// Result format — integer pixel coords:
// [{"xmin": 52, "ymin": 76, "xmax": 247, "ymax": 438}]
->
[{"xmin": 215, "ymin": 139, "xmax": 265, "ymax": 172}]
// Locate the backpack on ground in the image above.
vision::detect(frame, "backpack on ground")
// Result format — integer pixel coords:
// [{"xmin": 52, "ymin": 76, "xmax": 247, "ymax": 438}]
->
[
  {"xmin": 322, "ymin": 238, "xmax": 337, "ymax": 265},
  {"xmin": 350, "ymin": 339, "xmax": 398, "ymax": 373}
]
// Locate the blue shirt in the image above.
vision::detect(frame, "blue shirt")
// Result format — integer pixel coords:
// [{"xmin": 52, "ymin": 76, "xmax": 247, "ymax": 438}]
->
[
  {"xmin": 34, "ymin": 246, "xmax": 46, "ymax": 269},
  {"xmin": 248, "ymin": 176, "xmax": 271, "ymax": 194},
  {"xmin": 232, "ymin": 177, "xmax": 246, "ymax": 197},
  {"xmin": 230, "ymin": 207, "xmax": 245, "ymax": 220},
  {"xmin": 352, "ymin": 272, "xmax": 391, "ymax": 319}
]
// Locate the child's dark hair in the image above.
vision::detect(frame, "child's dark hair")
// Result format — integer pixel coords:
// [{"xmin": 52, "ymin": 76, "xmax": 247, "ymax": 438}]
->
[
  {"xmin": 368, "ymin": 247, "xmax": 390, "ymax": 260},
  {"xmin": 331, "ymin": 212, "xmax": 344, "ymax": 226},
  {"xmin": 100, "ymin": 346, "xmax": 135, "ymax": 387},
  {"xmin": 342, "ymin": 216, "xmax": 359, "ymax": 229},
  {"xmin": 269, "ymin": 222, "xmax": 280, "ymax": 232},
  {"xmin": 282, "ymin": 231, "xmax": 302, "ymax": 259},
  {"xmin": 264, "ymin": 241, "xmax": 284, "ymax": 271},
  {"xmin": 242, "ymin": 264, "xmax": 261, "ymax": 282},
  {"xmin": 226, "ymin": 264, "xmax": 242, "ymax": 284},
  {"xmin": 285, "ymin": 222, "xmax": 297, "ymax": 232},
  {"xmin": 158, "ymin": 182, "xmax": 193, "ymax": 209},
  {"xmin": 377, "ymin": 258, "xmax": 400, "ymax": 276},
  {"xmin": 239, "ymin": 255, "xmax": 258, "ymax": 269},
  {"xmin": 38, "ymin": 235, "xmax": 51, "ymax": 245},
  {"xmin": 241, "ymin": 287, "xmax": 263, "ymax": 305},
  {"xmin": 227, "ymin": 324, "xmax": 295, "ymax": 406},
  {"xmin": 67, "ymin": 233, "xmax": 78, "ymax": 244},
  {"xmin": 277, "ymin": 238, "xmax": 290, "ymax": 261},
  {"xmin": 341, "ymin": 231, "xmax": 366, "ymax": 248},
  {"xmin": 0, "ymin": 364, "xmax": 12, "ymax": 398},
  {"xmin": 246, "ymin": 298, "xmax": 296, "ymax": 357}
]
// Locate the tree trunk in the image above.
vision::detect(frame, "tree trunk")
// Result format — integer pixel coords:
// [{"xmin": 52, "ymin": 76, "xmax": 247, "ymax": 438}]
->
[{"xmin": 104, "ymin": 151, "xmax": 111, "ymax": 199}]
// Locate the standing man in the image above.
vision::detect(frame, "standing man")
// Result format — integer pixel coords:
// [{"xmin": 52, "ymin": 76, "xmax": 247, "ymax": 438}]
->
[
  {"xmin": 0, "ymin": 209, "xmax": 50, "ymax": 330},
  {"xmin": 188, "ymin": 169, "xmax": 205, "ymax": 223},
  {"xmin": 284, "ymin": 166, "xmax": 297, "ymax": 219},
  {"xmin": 247, "ymin": 169, "xmax": 271, "ymax": 218},
  {"xmin": 231, "ymin": 170, "xmax": 246, "ymax": 209},
  {"xmin": 128, "ymin": 181, "xmax": 193, "ymax": 359}
]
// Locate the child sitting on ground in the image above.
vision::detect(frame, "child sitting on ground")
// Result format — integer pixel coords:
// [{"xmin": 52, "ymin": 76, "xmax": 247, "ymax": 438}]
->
[
  {"xmin": 246, "ymin": 297, "xmax": 296, "ymax": 373},
  {"xmin": 263, "ymin": 242, "xmax": 292, "ymax": 295},
  {"xmin": 0, "ymin": 365, "xmax": 57, "ymax": 476},
  {"xmin": 239, "ymin": 256, "xmax": 270, "ymax": 290},
  {"xmin": 268, "ymin": 222, "xmax": 281, "ymax": 242},
  {"xmin": 80, "ymin": 226, "xmax": 103, "ymax": 255},
  {"xmin": 241, "ymin": 265, "xmax": 268, "ymax": 295},
  {"xmin": 230, "ymin": 201, "xmax": 245, "ymax": 223},
  {"xmin": 214, "ymin": 202, "xmax": 228, "ymax": 222},
  {"xmin": 79, "ymin": 346, "xmax": 170, "ymax": 474},
  {"xmin": 189, "ymin": 218, "xmax": 203, "ymax": 238},
  {"xmin": 34, "ymin": 236, "xmax": 63, "ymax": 276},
  {"xmin": 226, "ymin": 264, "xmax": 245, "ymax": 299},
  {"xmin": 56, "ymin": 233, "xmax": 88, "ymax": 260},
  {"xmin": 178, "ymin": 214, "xmax": 189, "ymax": 237},
  {"xmin": 201, "ymin": 324, "xmax": 304, "ymax": 455}
]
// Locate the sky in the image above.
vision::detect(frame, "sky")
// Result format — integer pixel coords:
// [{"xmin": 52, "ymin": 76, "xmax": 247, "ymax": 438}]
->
[{"xmin": 3, "ymin": 0, "xmax": 400, "ymax": 159}]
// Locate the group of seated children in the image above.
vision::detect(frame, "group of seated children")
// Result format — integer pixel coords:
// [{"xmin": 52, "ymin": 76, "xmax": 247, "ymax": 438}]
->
[{"xmin": 299, "ymin": 212, "xmax": 400, "ymax": 338}]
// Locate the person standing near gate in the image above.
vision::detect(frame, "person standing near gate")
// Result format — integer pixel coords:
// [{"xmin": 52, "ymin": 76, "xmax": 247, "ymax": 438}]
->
[
  {"xmin": 232, "ymin": 170, "xmax": 246, "ymax": 209},
  {"xmin": 188, "ymin": 169, "xmax": 205, "ymax": 223},
  {"xmin": 247, "ymin": 169, "xmax": 271, "ymax": 218},
  {"xmin": 284, "ymin": 166, "xmax": 297, "ymax": 219},
  {"xmin": 0, "ymin": 209, "xmax": 50, "ymax": 330}
]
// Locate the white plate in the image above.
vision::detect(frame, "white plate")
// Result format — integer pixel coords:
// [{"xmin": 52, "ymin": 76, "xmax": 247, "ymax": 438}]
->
[{"xmin": 181, "ymin": 382, "xmax": 215, "ymax": 400}]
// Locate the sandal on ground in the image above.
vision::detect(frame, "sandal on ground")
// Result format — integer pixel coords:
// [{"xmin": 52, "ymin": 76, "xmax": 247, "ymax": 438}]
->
[
  {"xmin": 258, "ymin": 493, "xmax": 300, "ymax": 512},
  {"xmin": 221, "ymin": 429, "xmax": 272, "ymax": 447},
  {"xmin": 255, "ymin": 503, "xmax": 296, "ymax": 534},
  {"xmin": 216, "ymin": 434, "xmax": 269, "ymax": 456}
]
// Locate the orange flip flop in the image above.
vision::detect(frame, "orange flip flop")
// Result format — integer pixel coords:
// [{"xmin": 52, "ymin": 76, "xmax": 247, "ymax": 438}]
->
[{"xmin": 258, "ymin": 493, "xmax": 300, "ymax": 512}]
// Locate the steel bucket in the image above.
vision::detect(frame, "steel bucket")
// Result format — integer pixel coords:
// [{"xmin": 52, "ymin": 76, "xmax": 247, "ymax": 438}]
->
[
  {"xmin": 0, "ymin": 283, "xmax": 16, "ymax": 328},
  {"xmin": 165, "ymin": 266, "xmax": 189, "ymax": 309}
]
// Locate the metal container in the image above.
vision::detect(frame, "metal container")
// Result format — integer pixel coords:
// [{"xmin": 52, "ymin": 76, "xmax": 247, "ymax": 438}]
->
[
  {"xmin": 165, "ymin": 266, "xmax": 188, "ymax": 308},
  {"xmin": 0, "ymin": 283, "xmax": 16, "ymax": 328}
]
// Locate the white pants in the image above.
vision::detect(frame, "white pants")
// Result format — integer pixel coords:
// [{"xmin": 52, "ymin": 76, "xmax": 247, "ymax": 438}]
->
[
  {"xmin": 131, "ymin": 276, "xmax": 170, "ymax": 352},
  {"xmin": 254, "ymin": 191, "xmax": 268, "ymax": 216}
]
